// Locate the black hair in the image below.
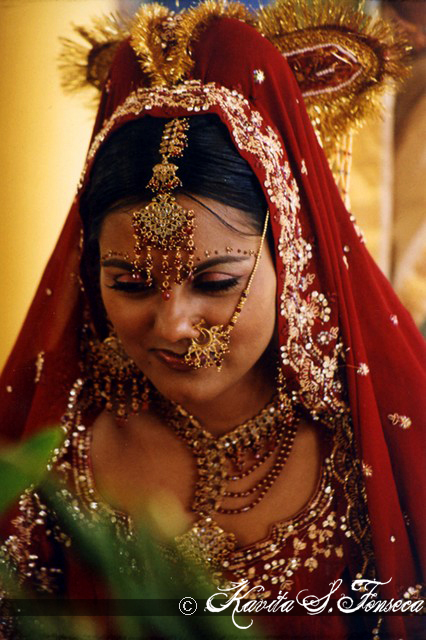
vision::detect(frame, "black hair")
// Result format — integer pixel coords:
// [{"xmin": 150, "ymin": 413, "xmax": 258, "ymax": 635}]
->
[{"xmin": 80, "ymin": 114, "xmax": 267, "ymax": 240}]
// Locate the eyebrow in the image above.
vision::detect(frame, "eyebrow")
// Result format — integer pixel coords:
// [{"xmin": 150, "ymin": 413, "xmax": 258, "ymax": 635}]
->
[
  {"xmin": 192, "ymin": 255, "xmax": 250, "ymax": 273},
  {"xmin": 101, "ymin": 258, "xmax": 133, "ymax": 271},
  {"xmin": 100, "ymin": 255, "xmax": 250, "ymax": 273}
]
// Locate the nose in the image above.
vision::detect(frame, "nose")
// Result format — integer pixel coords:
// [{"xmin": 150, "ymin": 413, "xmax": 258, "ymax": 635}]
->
[{"xmin": 153, "ymin": 287, "xmax": 199, "ymax": 345}]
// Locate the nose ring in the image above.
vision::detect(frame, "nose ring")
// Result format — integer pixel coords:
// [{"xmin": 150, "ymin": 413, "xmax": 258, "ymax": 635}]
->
[
  {"xmin": 192, "ymin": 320, "xmax": 215, "ymax": 347},
  {"xmin": 184, "ymin": 319, "xmax": 231, "ymax": 370}
]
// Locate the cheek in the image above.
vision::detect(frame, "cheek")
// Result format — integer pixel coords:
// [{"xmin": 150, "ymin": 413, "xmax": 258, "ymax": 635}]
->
[
  {"xmin": 100, "ymin": 285, "xmax": 121, "ymax": 327},
  {"xmin": 100, "ymin": 287, "xmax": 151, "ymax": 339},
  {"xmin": 235, "ymin": 268, "xmax": 277, "ymax": 353},
  {"xmin": 254, "ymin": 291, "xmax": 276, "ymax": 340},
  {"xmin": 257, "ymin": 261, "xmax": 277, "ymax": 326},
  {"xmin": 256, "ymin": 245, "xmax": 277, "ymax": 312}
]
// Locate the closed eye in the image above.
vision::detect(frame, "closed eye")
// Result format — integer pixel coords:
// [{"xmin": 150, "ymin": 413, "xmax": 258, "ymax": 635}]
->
[
  {"xmin": 106, "ymin": 275, "xmax": 240, "ymax": 295},
  {"xmin": 105, "ymin": 269, "xmax": 152, "ymax": 293},
  {"xmin": 107, "ymin": 280, "xmax": 152, "ymax": 293},
  {"xmin": 193, "ymin": 276, "xmax": 240, "ymax": 294}
]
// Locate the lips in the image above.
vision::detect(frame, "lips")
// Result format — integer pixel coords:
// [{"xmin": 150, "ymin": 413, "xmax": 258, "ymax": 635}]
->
[{"xmin": 153, "ymin": 349, "xmax": 194, "ymax": 371}]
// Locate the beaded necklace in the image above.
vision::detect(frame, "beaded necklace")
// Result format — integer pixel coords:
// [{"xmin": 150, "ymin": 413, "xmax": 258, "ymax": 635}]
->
[{"xmin": 165, "ymin": 394, "xmax": 298, "ymax": 517}]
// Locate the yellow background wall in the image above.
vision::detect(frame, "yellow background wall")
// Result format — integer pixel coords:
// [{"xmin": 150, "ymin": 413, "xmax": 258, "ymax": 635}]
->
[{"xmin": 0, "ymin": 0, "xmax": 116, "ymax": 369}]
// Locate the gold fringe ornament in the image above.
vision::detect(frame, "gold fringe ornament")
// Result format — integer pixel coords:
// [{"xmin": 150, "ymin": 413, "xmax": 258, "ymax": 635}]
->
[
  {"xmin": 58, "ymin": 13, "xmax": 131, "ymax": 93},
  {"xmin": 59, "ymin": 1, "xmax": 411, "ymax": 195},
  {"xmin": 256, "ymin": 0, "xmax": 411, "ymax": 158}
]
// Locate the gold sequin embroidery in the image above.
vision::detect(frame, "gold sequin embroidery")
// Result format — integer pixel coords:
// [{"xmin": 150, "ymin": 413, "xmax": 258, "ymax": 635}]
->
[
  {"xmin": 34, "ymin": 351, "xmax": 45, "ymax": 384},
  {"xmin": 388, "ymin": 413, "xmax": 412, "ymax": 430}
]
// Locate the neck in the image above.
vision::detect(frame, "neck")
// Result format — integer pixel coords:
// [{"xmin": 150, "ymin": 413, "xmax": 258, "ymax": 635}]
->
[{"xmin": 173, "ymin": 356, "xmax": 276, "ymax": 436}]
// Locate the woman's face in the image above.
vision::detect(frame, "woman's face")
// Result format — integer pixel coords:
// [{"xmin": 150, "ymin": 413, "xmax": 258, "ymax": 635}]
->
[{"xmin": 98, "ymin": 194, "xmax": 277, "ymax": 407}]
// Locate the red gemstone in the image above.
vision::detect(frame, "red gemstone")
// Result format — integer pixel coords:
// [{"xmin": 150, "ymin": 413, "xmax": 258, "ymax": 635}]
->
[{"xmin": 162, "ymin": 290, "xmax": 172, "ymax": 301}]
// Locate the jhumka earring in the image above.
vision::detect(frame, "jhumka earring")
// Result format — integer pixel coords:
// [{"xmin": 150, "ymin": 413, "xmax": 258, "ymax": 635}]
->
[
  {"xmin": 132, "ymin": 118, "xmax": 195, "ymax": 298},
  {"xmin": 89, "ymin": 331, "xmax": 150, "ymax": 420},
  {"xmin": 184, "ymin": 211, "xmax": 270, "ymax": 371}
]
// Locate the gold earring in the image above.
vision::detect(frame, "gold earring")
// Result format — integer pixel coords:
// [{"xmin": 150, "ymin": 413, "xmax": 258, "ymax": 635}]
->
[{"xmin": 88, "ymin": 331, "xmax": 151, "ymax": 419}]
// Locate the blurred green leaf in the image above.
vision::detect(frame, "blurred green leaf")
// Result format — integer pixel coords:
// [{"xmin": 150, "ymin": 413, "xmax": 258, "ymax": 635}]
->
[
  {"xmin": 0, "ymin": 428, "xmax": 263, "ymax": 639},
  {"xmin": 0, "ymin": 427, "xmax": 63, "ymax": 512},
  {"xmin": 46, "ymin": 488, "xmax": 253, "ymax": 639}
]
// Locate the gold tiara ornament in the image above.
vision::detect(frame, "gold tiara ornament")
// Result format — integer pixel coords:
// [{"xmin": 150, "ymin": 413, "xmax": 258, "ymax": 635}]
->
[
  {"xmin": 60, "ymin": 1, "xmax": 409, "ymax": 205},
  {"xmin": 132, "ymin": 118, "xmax": 195, "ymax": 296}
]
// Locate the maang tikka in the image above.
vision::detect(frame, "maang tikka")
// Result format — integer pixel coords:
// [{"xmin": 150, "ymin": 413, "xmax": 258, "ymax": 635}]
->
[
  {"xmin": 132, "ymin": 118, "xmax": 195, "ymax": 295},
  {"xmin": 130, "ymin": 116, "xmax": 269, "ymax": 373}
]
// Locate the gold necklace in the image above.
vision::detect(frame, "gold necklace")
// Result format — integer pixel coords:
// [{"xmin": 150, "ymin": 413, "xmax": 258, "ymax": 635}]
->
[{"xmin": 165, "ymin": 393, "xmax": 298, "ymax": 517}]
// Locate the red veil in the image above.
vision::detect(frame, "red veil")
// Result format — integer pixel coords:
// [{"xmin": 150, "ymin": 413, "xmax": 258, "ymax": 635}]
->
[{"xmin": 0, "ymin": 3, "xmax": 424, "ymax": 638}]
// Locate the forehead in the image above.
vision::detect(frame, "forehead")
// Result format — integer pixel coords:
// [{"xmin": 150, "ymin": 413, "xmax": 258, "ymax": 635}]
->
[{"xmin": 98, "ymin": 195, "xmax": 260, "ymax": 253}]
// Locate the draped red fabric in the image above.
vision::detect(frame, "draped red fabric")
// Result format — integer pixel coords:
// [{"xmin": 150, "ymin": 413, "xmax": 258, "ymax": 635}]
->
[{"xmin": 1, "ymin": 13, "xmax": 424, "ymax": 639}]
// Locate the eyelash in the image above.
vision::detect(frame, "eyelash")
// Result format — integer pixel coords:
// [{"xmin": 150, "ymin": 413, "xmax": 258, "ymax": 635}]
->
[{"xmin": 107, "ymin": 276, "xmax": 240, "ymax": 295}]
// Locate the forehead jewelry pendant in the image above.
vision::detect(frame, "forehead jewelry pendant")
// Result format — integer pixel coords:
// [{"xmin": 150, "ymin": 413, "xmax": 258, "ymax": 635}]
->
[
  {"xmin": 184, "ymin": 211, "xmax": 270, "ymax": 371},
  {"xmin": 132, "ymin": 118, "xmax": 195, "ymax": 293}
]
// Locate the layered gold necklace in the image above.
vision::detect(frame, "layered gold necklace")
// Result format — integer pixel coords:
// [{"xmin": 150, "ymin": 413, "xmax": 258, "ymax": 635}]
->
[{"xmin": 165, "ymin": 393, "xmax": 298, "ymax": 518}]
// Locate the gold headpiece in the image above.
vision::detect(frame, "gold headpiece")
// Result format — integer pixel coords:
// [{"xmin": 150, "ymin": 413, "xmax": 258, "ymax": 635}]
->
[
  {"xmin": 132, "ymin": 118, "xmax": 195, "ymax": 294},
  {"xmin": 61, "ymin": 1, "xmax": 409, "ymax": 207},
  {"xmin": 184, "ymin": 210, "xmax": 270, "ymax": 371}
]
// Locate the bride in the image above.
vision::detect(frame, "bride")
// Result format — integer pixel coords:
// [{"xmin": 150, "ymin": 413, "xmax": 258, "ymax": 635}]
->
[{"xmin": 1, "ymin": 2, "xmax": 424, "ymax": 639}]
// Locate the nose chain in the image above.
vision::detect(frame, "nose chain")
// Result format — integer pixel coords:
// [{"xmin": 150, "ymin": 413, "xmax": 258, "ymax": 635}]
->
[
  {"xmin": 184, "ymin": 210, "xmax": 270, "ymax": 371},
  {"xmin": 164, "ymin": 391, "xmax": 298, "ymax": 517}
]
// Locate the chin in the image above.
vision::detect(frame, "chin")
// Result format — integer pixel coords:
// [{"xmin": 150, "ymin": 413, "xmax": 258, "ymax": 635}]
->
[{"xmin": 149, "ymin": 369, "xmax": 229, "ymax": 408}]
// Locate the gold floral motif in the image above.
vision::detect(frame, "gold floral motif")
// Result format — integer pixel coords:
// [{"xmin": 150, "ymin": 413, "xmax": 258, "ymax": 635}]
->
[
  {"xmin": 402, "ymin": 584, "xmax": 425, "ymax": 604},
  {"xmin": 253, "ymin": 69, "xmax": 265, "ymax": 84},
  {"xmin": 304, "ymin": 556, "xmax": 318, "ymax": 571},
  {"xmin": 388, "ymin": 413, "xmax": 412, "ymax": 430},
  {"xmin": 357, "ymin": 363, "xmax": 370, "ymax": 376},
  {"xmin": 362, "ymin": 461, "xmax": 373, "ymax": 477}
]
